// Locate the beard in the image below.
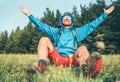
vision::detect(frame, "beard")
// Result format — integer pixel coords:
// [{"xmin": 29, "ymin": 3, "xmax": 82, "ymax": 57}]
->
[{"xmin": 62, "ymin": 23, "xmax": 71, "ymax": 27}]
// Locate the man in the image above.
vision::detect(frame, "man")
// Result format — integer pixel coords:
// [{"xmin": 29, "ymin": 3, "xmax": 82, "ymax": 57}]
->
[{"xmin": 20, "ymin": 6, "xmax": 114, "ymax": 78}]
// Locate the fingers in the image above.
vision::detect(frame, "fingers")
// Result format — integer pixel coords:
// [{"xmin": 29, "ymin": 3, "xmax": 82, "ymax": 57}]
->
[
  {"xmin": 20, "ymin": 6, "xmax": 25, "ymax": 13},
  {"xmin": 103, "ymin": 5, "xmax": 115, "ymax": 14},
  {"xmin": 20, "ymin": 6, "xmax": 24, "ymax": 12},
  {"xmin": 110, "ymin": 5, "xmax": 115, "ymax": 10},
  {"xmin": 109, "ymin": 5, "xmax": 115, "ymax": 12},
  {"xmin": 19, "ymin": 6, "xmax": 30, "ymax": 16}
]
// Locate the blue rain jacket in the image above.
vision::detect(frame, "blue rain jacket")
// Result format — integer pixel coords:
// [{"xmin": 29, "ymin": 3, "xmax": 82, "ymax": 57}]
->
[{"xmin": 28, "ymin": 13, "xmax": 108, "ymax": 57}]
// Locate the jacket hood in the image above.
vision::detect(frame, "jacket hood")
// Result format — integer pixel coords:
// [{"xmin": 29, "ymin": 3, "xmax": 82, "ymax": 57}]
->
[{"xmin": 59, "ymin": 12, "xmax": 74, "ymax": 28}]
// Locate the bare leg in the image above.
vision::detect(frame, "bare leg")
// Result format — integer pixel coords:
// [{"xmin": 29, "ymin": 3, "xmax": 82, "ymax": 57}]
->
[
  {"xmin": 75, "ymin": 46, "xmax": 90, "ymax": 67},
  {"xmin": 37, "ymin": 37, "xmax": 54, "ymax": 61}
]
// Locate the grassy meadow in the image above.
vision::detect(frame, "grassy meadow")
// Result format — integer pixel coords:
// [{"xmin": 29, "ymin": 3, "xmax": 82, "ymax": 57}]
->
[{"xmin": 0, "ymin": 54, "xmax": 120, "ymax": 82}]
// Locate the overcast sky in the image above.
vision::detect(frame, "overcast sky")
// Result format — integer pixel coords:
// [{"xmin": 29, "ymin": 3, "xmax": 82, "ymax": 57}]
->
[{"xmin": 0, "ymin": 0, "xmax": 112, "ymax": 34}]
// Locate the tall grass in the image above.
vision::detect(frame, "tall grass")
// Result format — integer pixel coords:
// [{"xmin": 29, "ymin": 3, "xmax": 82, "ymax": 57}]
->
[{"xmin": 0, "ymin": 54, "xmax": 120, "ymax": 82}]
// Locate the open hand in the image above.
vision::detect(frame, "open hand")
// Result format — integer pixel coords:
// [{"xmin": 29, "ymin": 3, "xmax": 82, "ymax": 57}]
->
[
  {"xmin": 103, "ymin": 5, "xmax": 115, "ymax": 15},
  {"xmin": 20, "ymin": 6, "xmax": 30, "ymax": 16}
]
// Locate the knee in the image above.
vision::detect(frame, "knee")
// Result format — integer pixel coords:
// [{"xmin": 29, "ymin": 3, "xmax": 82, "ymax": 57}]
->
[
  {"xmin": 78, "ymin": 46, "xmax": 88, "ymax": 50},
  {"xmin": 76, "ymin": 46, "xmax": 88, "ymax": 55},
  {"xmin": 39, "ymin": 37, "xmax": 50, "ymax": 43}
]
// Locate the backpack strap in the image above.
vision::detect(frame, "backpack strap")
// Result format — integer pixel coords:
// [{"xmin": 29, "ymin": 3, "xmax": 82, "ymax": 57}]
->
[
  {"xmin": 55, "ymin": 27, "xmax": 62, "ymax": 47},
  {"xmin": 71, "ymin": 28, "xmax": 78, "ymax": 50}
]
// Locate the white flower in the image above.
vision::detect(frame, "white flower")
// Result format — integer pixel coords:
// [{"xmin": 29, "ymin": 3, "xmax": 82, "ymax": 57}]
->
[{"xmin": 96, "ymin": 41, "xmax": 105, "ymax": 50}]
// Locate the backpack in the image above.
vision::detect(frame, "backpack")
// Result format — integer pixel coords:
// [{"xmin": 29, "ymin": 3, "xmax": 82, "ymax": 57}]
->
[{"xmin": 55, "ymin": 27, "xmax": 79, "ymax": 50}]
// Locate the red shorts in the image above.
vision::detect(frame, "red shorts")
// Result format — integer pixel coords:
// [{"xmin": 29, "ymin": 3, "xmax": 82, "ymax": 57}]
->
[{"xmin": 48, "ymin": 49, "xmax": 78, "ymax": 66}]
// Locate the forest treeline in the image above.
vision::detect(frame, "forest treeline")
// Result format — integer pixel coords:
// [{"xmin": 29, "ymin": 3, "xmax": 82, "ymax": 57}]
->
[{"xmin": 0, "ymin": 0, "xmax": 120, "ymax": 54}]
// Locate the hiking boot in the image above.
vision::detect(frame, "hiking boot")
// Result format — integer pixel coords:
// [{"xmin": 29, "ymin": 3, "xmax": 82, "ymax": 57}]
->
[
  {"xmin": 38, "ymin": 59, "xmax": 47, "ymax": 73},
  {"xmin": 27, "ymin": 64, "xmax": 37, "ymax": 75},
  {"xmin": 91, "ymin": 52, "xmax": 101, "ymax": 60}
]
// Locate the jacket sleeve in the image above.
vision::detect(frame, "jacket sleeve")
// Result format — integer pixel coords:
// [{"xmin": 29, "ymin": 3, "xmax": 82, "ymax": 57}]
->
[
  {"xmin": 28, "ymin": 14, "xmax": 58, "ymax": 41},
  {"xmin": 76, "ymin": 12, "xmax": 108, "ymax": 42}
]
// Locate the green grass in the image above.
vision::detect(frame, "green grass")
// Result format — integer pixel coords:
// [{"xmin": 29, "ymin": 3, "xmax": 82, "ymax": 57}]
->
[{"xmin": 0, "ymin": 54, "xmax": 120, "ymax": 82}]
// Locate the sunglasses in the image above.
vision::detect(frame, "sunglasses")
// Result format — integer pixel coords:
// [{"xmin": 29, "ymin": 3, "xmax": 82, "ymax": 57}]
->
[{"xmin": 63, "ymin": 15, "xmax": 71, "ymax": 20}]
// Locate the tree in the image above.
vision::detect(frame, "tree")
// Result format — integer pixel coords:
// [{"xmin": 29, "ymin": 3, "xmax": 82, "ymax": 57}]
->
[
  {"xmin": 55, "ymin": 9, "xmax": 61, "ymax": 27},
  {"xmin": 18, "ymin": 22, "xmax": 33, "ymax": 53},
  {"xmin": 0, "ymin": 31, "xmax": 8, "ymax": 53},
  {"xmin": 72, "ymin": 5, "xmax": 81, "ymax": 27},
  {"xmin": 41, "ymin": 8, "xmax": 56, "ymax": 27},
  {"xmin": 29, "ymin": 26, "xmax": 43, "ymax": 54},
  {"xmin": 5, "ymin": 27, "xmax": 22, "ymax": 53}
]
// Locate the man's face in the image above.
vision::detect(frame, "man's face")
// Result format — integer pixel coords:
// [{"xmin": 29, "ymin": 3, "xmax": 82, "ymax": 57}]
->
[{"xmin": 62, "ymin": 15, "xmax": 72, "ymax": 28}]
